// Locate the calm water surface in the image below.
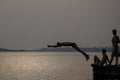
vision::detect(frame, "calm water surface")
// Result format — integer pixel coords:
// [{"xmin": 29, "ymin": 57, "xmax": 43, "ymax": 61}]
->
[{"xmin": 0, "ymin": 52, "xmax": 112, "ymax": 80}]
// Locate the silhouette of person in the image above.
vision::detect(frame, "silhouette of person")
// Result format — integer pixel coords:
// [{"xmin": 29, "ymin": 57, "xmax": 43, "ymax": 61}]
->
[
  {"xmin": 94, "ymin": 49, "xmax": 109, "ymax": 66},
  {"xmin": 47, "ymin": 42, "xmax": 89, "ymax": 61},
  {"xmin": 109, "ymin": 29, "xmax": 120, "ymax": 65}
]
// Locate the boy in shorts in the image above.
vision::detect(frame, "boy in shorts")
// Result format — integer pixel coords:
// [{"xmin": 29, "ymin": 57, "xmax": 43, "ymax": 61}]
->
[{"xmin": 109, "ymin": 29, "xmax": 120, "ymax": 65}]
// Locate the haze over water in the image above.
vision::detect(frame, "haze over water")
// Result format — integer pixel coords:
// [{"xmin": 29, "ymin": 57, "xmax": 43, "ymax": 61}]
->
[{"xmin": 0, "ymin": 52, "xmax": 115, "ymax": 80}]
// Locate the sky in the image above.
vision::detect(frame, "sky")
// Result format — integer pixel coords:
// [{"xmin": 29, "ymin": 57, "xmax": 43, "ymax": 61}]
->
[{"xmin": 0, "ymin": 0, "xmax": 120, "ymax": 49}]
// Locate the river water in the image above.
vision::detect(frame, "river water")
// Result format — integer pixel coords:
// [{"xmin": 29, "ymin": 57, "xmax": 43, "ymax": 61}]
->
[{"xmin": 0, "ymin": 52, "xmax": 114, "ymax": 80}]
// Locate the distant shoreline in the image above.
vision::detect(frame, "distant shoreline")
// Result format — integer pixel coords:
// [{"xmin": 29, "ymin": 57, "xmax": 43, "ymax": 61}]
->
[{"xmin": 0, "ymin": 47, "xmax": 112, "ymax": 52}]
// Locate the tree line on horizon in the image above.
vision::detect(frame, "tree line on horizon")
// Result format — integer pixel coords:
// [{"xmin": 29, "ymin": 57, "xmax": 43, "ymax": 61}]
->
[{"xmin": 0, "ymin": 47, "xmax": 112, "ymax": 52}]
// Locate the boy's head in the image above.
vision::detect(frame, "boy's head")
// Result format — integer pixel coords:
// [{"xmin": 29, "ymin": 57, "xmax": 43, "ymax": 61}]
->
[
  {"xmin": 102, "ymin": 49, "xmax": 106, "ymax": 54},
  {"xmin": 112, "ymin": 29, "xmax": 117, "ymax": 35}
]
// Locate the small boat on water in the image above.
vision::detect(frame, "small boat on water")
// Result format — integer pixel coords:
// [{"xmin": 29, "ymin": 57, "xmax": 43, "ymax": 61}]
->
[{"xmin": 91, "ymin": 64, "xmax": 120, "ymax": 80}]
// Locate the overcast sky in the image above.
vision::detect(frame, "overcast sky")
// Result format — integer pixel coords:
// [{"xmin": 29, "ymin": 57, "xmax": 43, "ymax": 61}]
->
[{"xmin": 0, "ymin": 0, "xmax": 120, "ymax": 49}]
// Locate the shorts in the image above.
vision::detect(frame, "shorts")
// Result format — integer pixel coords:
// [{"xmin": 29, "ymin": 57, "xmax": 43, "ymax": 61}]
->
[{"xmin": 112, "ymin": 46, "xmax": 118, "ymax": 57}]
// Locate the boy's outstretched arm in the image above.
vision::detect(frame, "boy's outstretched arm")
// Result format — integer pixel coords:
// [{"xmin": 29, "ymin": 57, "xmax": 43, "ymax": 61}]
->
[{"xmin": 47, "ymin": 45, "xmax": 58, "ymax": 48}]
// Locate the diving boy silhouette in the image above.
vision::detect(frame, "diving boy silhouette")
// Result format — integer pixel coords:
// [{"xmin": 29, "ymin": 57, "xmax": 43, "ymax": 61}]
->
[{"xmin": 48, "ymin": 42, "xmax": 89, "ymax": 61}]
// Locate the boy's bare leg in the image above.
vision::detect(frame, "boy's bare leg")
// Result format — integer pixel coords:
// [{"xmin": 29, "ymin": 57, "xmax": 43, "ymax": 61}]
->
[
  {"xmin": 72, "ymin": 45, "xmax": 89, "ymax": 61},
  {"xmin": 109, "ymin": 56, "xmax": 114, "ymax": 65},
  {"xmin": 94, "ymin": 55, "xmax": 100, "ymax": 64},
  {"xmin": 115, "ymin": 56, "xmax": 118, "ymax": 65}
]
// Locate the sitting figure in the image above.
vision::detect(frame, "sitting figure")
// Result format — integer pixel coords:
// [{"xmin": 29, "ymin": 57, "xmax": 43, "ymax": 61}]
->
[
  {"xmin": 94, "ymin": 49, "xmax": 110, "ymax": 66},
  {"xmin": 48, "ymin": 42, "xmax": 89, "ymax": 61}
]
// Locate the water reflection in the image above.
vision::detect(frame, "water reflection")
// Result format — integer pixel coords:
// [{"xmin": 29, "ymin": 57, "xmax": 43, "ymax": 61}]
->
[{"xmin": 0, "ymin": 52, "xmax": 97, "ymax": 80}]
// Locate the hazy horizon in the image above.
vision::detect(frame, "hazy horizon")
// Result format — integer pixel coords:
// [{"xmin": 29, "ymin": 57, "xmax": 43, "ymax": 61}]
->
[{"xmin": 0, "ymin": 0, "xmax": 120, "ymax": 49}]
